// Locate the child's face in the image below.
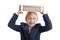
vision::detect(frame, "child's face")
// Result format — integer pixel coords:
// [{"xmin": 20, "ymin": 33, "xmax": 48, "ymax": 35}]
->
[{"xmin": 26, "ymin": 13, "xmax": 38, "ymax": 27}]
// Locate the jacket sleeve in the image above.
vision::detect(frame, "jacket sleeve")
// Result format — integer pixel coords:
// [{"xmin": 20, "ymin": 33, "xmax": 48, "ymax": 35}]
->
[
  {"xmin": 40, "ymin": 14, "xmax": 52, "ymax": 33},
  {"xmin": 8, "ymin": 13, "xmax": 22, "ymax": 32}
]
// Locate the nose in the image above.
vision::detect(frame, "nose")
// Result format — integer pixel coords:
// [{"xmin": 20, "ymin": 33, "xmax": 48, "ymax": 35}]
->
[{"xmin": 30, "ymin": 18, "xmax": 34, "ymax": 22}]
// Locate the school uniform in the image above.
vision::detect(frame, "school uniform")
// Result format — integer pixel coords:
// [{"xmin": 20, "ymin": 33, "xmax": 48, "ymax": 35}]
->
[{"xmin": 8, "ymin": 13, "xmax": 52, "ymax": 40}]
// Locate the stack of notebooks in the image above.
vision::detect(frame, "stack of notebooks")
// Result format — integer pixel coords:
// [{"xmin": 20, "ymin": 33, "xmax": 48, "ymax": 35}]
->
[{"xmin": 22, "ymin": 5, "xmax": 41, "ymax": 12}]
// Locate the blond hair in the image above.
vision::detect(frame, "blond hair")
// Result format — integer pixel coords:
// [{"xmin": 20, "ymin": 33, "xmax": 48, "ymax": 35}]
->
[{"xmin": 25, "ymin": 12, "xmax": 38, "ymax": 21}]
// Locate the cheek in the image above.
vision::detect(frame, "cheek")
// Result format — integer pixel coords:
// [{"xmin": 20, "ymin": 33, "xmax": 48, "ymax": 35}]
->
[
  {"xmin": 26, "ymin": 18, "xmax": 38, "ymax": 23},
  {"xmin": 26, "ymin": 19, "xmax": 30, "ymax": 23},
  {"xmin": 34, "ymin": 20, "xmax": 37, "ymax": 23}
]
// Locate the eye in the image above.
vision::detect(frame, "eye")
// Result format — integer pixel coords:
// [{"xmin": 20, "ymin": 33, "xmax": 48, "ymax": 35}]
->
[{"xmin": 27, "ymin": 18, "xmax": 31, "ymax": 19}]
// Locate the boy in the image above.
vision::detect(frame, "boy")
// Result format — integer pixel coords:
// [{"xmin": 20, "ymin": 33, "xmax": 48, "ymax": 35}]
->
[{"xmin": 8, "ymin": 5, "xmax": 52, "ymax": 40}]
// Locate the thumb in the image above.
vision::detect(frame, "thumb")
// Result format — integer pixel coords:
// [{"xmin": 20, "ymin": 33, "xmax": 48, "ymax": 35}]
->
[{"xmin": 19, "ymin": 4, "xmax": 21, "ymax": 11}]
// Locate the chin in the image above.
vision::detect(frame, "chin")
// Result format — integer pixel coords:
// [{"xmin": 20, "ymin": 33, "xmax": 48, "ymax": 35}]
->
[{"xmin": 29, "ymin": 24, "xmax": 35, "ymax": 27}]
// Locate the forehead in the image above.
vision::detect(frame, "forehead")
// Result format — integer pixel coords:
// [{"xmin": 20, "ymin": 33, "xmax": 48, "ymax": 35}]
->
[
  {"xmin": 28, "ymin": 13, "xmax": 37, "ymax": 17},
  {"xmin": 26, "ymin": 12, "xmax": 38, "ymax": 19}
]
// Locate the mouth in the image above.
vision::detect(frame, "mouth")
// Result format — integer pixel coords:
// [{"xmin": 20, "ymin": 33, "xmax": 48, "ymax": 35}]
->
[{"xmin": 29, "ymin": 23, "xmax": 34, "ymax": 25}]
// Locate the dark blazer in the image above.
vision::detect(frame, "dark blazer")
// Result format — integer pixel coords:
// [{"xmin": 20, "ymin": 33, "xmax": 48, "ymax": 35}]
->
[{"xmin": 8, "ymin": 13, "xmax": 52, "ymax": 40}]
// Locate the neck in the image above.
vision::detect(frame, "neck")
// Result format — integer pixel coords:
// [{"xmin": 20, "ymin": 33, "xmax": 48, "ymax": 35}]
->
[{"xmin": 29, "ymin": 26, "xmax": 32, "ymax": 30}]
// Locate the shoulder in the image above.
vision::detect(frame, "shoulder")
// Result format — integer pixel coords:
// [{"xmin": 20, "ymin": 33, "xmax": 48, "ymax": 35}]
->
[
  {"xmin": 20, "ymin": 22, "xmax": 28, "ymax": 26},
  {"xmin": 35, "ymin": 23, "xmax": 41, "ymax": 27}
]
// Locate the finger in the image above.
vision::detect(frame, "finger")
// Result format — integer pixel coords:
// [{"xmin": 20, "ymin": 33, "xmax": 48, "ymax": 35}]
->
[
  {"xmin": 40, "ymin": 5, "xmax": 42, "ymax": 12},
  {"xmin": 19, "ymin": 4, "xmax": 21, "ymax": 11},
  {"xmin": 42, "ymin": 5, "xmax": 44, "ymax": 12}
]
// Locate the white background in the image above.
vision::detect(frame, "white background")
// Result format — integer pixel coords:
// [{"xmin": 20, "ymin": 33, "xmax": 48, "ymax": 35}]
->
[{"xmin": 0, "ymin": 0, "xmax": 60, "ymax": 40}]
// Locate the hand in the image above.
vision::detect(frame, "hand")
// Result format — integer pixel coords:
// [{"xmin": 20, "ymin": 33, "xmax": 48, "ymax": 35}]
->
[
  {"xmin": 40, "ymin": 5, "xmax": 46, "ymax": 15},
  {"xmin": 17, "ymin": 4, "xmax": 23, "ymax": 15}
]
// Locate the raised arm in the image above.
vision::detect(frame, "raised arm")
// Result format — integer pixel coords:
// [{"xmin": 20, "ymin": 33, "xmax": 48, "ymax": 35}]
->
[
  {"xmin": 40, "ymin": 5, "xmax": 52, "ymax": 33},
  {"xmin": 8, "ymin": 13, "xmax": 21, "ymax": 32},
  {"xmin": 8, "ymin": 4, "xmax": 23, "ymax": 32}
]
